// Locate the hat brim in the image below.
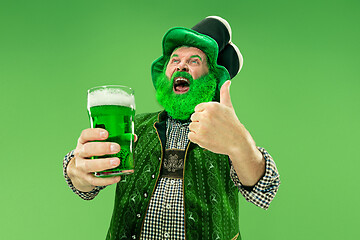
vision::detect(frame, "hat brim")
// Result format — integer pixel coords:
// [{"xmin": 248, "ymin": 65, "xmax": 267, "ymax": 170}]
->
[{"xmin": 151, "ymin": 27, "xmax": 230, "ymax": 91}]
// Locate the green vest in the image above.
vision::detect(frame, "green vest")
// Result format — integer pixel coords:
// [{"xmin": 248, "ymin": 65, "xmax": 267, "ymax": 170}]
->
[{"xmin": 106, "ymin": 111, "xmax": 240, "ymax": 240}]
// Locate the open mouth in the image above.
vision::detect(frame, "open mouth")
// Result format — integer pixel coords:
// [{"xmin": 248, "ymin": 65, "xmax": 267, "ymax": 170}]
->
[{"xmin": 173, "ymin": 77, "xmax": 190, "ymax": 94}]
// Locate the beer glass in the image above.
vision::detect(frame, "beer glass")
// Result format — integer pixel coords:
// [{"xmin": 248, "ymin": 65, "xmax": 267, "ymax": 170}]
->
[{"xmin": 87, "ymin": 85, "xmax": 135, "ymax": 177}]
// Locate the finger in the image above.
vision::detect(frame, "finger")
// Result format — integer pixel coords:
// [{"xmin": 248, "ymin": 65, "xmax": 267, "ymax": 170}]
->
[
  {"xmin": 81, "ymin": 142, "xmax": 120, "ymax": 158},
  {"xmin": 85, "ymin": 173, "xmax": 121, "ymax": 187},
  {"xmin": 188, "ymin": 122, "xmax": 200, "ymax": 133},
  {"xmin": 220, "ymin": 80, "xmax": 233, "ymax": 108},
  {"xmin": 188, "ymin": 132, "xmax": 204, "ymax": 148},
  {"xmin": 134, "ymin": 134, "xmax": 138, "ymax": 142},
  {"xmin": 188, "ymin": 132, "xmax": 198, "ymax": 144},
  {"xmin": 190, "ymin": 112, "xmax": 201, "ymax": 122},
  {"xmin": 78, "ymin": 128, "xmax": 108, "ymax": 144},
  {"xmin": 81, "ymin": 157, "xmax": 120, "ymax": 173},
  {"xmin": 194, "ymin": 102, "xmax": 207, "ymax": 112}
]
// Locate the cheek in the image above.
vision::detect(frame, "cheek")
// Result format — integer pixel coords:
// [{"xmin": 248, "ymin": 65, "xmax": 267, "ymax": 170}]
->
[
  {"xmin": 192, "ymin": 67, "xmax": 208, "ymax": 80},
  {"xmin": 202, "ymin": 65, "xmax": 209, "ymax": 76},
  {"xmin": 165, "ymin": 65, "xmax": 172, "ymax": 79}
]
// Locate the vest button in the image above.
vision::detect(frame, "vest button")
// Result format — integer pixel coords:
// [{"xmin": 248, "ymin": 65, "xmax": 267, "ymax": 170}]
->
[
  {"xmin": 158, "ymin": 157, "xmax": 161, "ymax": 161},
  {"xmin": 144, "ymin": 192, "xmax": 148, "ymax": 198},
  {"xmin": 132, "ymin": 235, "xmax": 136, "ymax": 239},
  {"xmin": 151, "ymin": 174, "xmax": 155, "ymax": 179},
  {"xmin": 136, "ymin": 213, "xmax": 141, "ymax": 218}
]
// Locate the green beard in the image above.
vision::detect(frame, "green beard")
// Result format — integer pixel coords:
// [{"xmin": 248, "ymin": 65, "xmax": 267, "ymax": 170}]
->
[{"xmin": 155, "ymin": 71, "xmax": 217, "ymax": 120}]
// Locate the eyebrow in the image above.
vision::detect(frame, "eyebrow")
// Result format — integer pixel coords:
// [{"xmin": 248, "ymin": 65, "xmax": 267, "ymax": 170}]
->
[
  {"xmin": 170, "ymin": 54, "xmax": 203, "ymax": 62},
  {"xmin": 190, "ymin": 55, "xmax": 202, "ymax": 61}
]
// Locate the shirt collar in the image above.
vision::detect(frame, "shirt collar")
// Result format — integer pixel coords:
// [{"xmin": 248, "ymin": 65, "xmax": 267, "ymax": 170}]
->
[{"xmin": 167, "ymin": 114, "xmax": 190, "ymax": 126}]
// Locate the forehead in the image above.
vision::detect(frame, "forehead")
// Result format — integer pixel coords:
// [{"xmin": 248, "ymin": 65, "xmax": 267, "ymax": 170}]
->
[{"xmin": 171, "ymin": 46, "xmax": 207, "ymax": 59}]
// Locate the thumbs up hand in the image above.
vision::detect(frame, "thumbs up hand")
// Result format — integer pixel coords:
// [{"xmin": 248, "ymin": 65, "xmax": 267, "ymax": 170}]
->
[{"xmin": 188, "ymin": 80, "xmax": 256, "ymax": 157}]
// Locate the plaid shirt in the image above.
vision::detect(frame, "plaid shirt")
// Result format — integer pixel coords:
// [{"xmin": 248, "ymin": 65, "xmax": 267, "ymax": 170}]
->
[{"xmin": 63, "ymin": 116, "xmax": 280, "ymax": 239}]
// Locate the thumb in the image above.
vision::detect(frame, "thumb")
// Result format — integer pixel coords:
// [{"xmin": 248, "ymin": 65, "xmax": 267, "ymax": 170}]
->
[{"xmin": 220, "ymin": 80, "xmax": 233, "ymax": 108}]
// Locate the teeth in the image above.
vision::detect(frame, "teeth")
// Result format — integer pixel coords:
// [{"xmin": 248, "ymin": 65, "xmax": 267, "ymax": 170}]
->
[{"xmin": 175, "ymin": 77, "xmax": 188, "ymax": 83}]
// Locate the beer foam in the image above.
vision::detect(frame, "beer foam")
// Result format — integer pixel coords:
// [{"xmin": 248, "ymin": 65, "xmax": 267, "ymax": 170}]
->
[{"xmin": 88, "ymin": 88, "xmax": 135, "ymax": 109}]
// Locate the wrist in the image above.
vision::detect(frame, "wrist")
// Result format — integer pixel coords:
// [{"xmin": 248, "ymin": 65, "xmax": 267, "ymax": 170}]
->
[
  {"xmin": 66, "ymin": 156, "xmax": 75, "ymax": 180},
  {"xmin": 227, "ymin": 137, "xmax": 257, "ymax": 161},
  {"xmin": 66, "ymin": 156, "xmax": 96, "ymax": 192}
]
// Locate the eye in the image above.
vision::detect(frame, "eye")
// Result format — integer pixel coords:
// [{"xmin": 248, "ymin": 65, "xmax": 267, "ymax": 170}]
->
[
  {"xmin": 190, "ymin": 59, "xmax": 200, "ymax": 65},
  {"xmin": 171, "ymin": 58, "xmax": 179, "ymax": 63}
]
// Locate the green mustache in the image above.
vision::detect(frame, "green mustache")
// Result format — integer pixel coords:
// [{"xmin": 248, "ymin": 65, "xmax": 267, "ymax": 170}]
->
[{"xmin": 170, "ymin": 71, "xmax": 193, "ymax": 82}]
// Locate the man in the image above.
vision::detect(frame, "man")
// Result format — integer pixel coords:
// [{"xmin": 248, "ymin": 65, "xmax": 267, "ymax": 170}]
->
[{"xmin": 63, "ymin": 16, "xmax": 280, "ymax": 240}]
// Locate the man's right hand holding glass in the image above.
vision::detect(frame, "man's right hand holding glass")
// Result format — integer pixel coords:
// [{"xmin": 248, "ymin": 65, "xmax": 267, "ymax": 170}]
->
[{"xmin": 66, "ymin": 128, "xmax": 122, "ymax": 192}]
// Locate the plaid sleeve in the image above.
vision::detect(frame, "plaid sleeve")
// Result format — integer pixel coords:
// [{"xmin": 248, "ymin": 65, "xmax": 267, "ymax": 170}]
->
[
  {"xmin": 230, "ymin": 147, "xmax": 280, "ymax": 209},
  {"xmin": 63, "ymin": 150, "xmax": 106, "ymax": 200}
]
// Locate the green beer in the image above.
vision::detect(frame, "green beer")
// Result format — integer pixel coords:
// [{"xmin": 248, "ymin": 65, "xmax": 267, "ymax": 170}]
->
[{"xmin": 87, "ymin": 86, "xmax": 135, "ymax": 177}]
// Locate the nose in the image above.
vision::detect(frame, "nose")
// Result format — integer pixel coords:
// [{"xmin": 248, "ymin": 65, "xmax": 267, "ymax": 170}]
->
[{"xmin": 176, "ymin": 61, "xmax": 189, "ymax": 72}]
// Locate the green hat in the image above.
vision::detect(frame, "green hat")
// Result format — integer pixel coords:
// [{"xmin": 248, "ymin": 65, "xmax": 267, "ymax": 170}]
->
[{"xmin": 151, "ymin": 16, "xmax": 243, "ymax": 91}]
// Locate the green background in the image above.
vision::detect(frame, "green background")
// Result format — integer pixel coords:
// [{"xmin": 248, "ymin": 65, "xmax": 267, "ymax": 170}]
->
[{"xmin": 1, "ymin": 0, "xmax": 359, "ymax": 239}]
